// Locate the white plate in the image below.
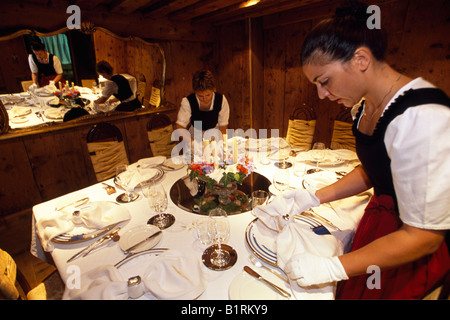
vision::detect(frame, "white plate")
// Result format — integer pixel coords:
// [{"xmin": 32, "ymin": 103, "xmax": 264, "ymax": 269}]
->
[
  {"xmin": 119, "ymin": 225, "xmax": 162, "ymax": 253},
  {"xmin": 44, "ymin": 107, "xmax": 66, "ymax": 119},
  {"xmin": 302, "ymin": 171, "xmax": 337, "ymax": 189},
  {"xmin": 162, "ymin": 158, "xmax": 186, "ymax": 171},
  {"xmin": 229, "ymin": 267, "xmax": 290, "ymax": 300},
  {"xmin": 137, "ymin": 156, "xmax": 166, "ymax": 168},
  {"xmin": 10, "ymin": 116, "xmax": 29, "ymax": 124},
  {"xmin": 245, "ymin": 218, "xmax": 278, "ymax": 266}
]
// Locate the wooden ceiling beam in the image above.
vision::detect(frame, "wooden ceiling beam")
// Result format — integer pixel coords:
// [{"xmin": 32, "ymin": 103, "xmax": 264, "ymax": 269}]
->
[{"xmin": 168, "ymin": 0, "xmax": 244, "ymax": 21}]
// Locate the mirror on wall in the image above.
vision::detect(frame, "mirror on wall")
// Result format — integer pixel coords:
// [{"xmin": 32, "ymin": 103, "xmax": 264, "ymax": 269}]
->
[{"xmin": 0, "ymin": 23, "xmax": 166, "ymax": 133}]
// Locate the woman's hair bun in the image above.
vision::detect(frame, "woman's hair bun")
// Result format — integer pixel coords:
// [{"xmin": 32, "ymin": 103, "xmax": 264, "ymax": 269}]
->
[{"xmin": 334, "ymin": 0, "xmax": 368, "ymax": 24}]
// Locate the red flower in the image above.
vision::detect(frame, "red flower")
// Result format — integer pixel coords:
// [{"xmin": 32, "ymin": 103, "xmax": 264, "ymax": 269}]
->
[{"xmin": 237, "ymin": 164, "xmax": 248, "ymax": 174}]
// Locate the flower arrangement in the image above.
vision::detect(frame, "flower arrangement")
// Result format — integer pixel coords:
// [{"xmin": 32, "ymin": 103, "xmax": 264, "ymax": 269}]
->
[{"xmin": 188, "ymin": 154, "xmax": 255, "ymax": 192}]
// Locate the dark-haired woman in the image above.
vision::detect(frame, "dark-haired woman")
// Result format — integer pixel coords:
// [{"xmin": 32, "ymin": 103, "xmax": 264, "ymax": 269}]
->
[
  {"xmin": 28, "ymin": 41, "xmax": 66, "ymax": 87},
  {"xmin": 94, "ymin": 60, "xmax": 141, "ymax": 112},
  {"xmin": 284, "ymin": 1, "xmax": 450, "ymax": 299}
]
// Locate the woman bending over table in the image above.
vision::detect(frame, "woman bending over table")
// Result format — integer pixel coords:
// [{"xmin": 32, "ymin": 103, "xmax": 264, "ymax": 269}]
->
[{"xmin": 281, "ymin": 1, "xmax": 449, "ymax": 299}]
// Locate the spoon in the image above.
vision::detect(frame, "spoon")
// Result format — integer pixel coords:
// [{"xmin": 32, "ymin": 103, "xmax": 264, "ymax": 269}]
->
[{"xmin": 249, "ymin": 255, "xmax": 288, "ymax": 283}]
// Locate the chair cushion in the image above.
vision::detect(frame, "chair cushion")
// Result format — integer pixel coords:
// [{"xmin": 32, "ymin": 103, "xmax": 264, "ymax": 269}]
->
[
  {"xmin": 88, "ymin": 141, "xmax": 129, "ymax": 181},
  {"xmin": 148, "ymin": 124, "xmax": 175, "ymax": 157},
  {"xmin": 330, "ymin": 120, "xmax": 356, "ymax": 151},
  {"xmin": 286, "ymin": 119, "xmax": 316, "ymax": 150}
]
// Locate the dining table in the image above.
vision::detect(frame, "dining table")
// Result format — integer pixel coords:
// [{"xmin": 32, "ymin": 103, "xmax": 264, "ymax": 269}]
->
[
  {"xmin": 1, "ymin": 85, "xmax": 114, "ymax": 130},
  {"xmin": 31, "ymin": 143, "xmax": 372, "ymax": 300}
]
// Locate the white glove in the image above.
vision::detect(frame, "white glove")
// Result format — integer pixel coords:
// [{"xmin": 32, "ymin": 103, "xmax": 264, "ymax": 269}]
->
[
  {"xmin": 253, "ymin": 188, "xmax": 320, "ymax": 230},
  {"xmin": 284, "ymin": 252, "xmax": 348, "ymax": 287}
]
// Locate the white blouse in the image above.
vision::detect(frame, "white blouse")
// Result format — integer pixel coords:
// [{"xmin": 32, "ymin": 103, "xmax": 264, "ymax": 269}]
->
[{"xmin": 360, "ymin": 78, "xmax": 450, "ymax": 230}]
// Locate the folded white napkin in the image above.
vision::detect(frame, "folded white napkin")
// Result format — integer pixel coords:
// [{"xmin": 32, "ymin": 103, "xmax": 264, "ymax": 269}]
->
[
  {"xmin": 253, "ymin": 187, "xmax": 372, "ymax": 299},
  {"xmin": 36, "ymin": 200, "xmax": 131, "ymax": 252},
  {"xmin": 297, "ymin": 149, "xmax": 358, "ymax": 163},
  {"xmin": 64, "ymin": 250, "xmax": 207, "ymax": 300}
]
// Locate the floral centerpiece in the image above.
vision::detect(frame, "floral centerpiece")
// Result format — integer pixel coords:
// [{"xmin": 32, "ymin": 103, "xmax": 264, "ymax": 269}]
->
[{"xmin": 188, "ymin": 154, "xmax": 255, "ymax": 213}]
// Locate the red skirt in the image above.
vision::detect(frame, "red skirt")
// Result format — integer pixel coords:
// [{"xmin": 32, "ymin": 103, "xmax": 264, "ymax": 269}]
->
[{"xmin": 336, "ymin": 194, "xmax": 449, "ymax": 299}]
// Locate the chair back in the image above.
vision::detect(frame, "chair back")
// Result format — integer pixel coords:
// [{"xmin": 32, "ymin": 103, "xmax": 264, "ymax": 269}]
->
[
  {"xmin": 87, "ymin": 122, "xmax": 129, "ymax": 181},
  {"xmin": 147, "ymin": 113, "xmax": 175, "ymax": 157},
  {"xmin": 286, "ymin": 105, "xmax": 317, "ymax": 150},
  {"xmin": 81, "ymin": 79, "xmax": 97, "ymax": 88},
  {"xmin": 330, "ymin": 106, "xmax": 356, "ymax": 151},
  {"xmin": 21, "ymin": 80, "xmax": 34, "ymax": 92}
]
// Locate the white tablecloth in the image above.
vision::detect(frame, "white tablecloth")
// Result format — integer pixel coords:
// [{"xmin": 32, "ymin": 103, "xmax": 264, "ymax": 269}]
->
[{"xmin": 31, "ymin": 150, "xmax": 371, "ymax": 300}]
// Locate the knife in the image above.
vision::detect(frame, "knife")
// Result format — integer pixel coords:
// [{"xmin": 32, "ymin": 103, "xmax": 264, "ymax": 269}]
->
[
  {"xmin": 243, "ymin": 266, "xmax": 291, "ymax": 298},
  {"xmin": 67, "ymin": 227, "xmax": 121, "ymax": 263},
  {"xmin": 56, "ymin": 197, "xmax": 90, "ymax": 212},
  {"xmin": 302, "ymin": 210, "xmax": 341, "ymax": 231},
  {"xmin": 123, "ymin": 231, "xmax": 162, "ymax": 254}
]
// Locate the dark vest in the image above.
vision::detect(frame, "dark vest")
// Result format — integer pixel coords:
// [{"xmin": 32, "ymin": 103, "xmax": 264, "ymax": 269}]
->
[
  {"xmin": 353, "ymin": 88, "xmax": 450, "ymax": 203},
  {"xmin": 110, "ymin": 75, "xmax": 133, "ymax": 101},
  {"xmin": 32, "ymin": 53, "xmax": 57, "ymax": 76},
  {"xmin": 187, "ymin": 93, "xmax": 223, "ymax": 131}
]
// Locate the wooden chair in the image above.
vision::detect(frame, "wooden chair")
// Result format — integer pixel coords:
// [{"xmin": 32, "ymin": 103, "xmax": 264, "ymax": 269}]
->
[
  {"xmin": 0, "ymin": 249, "xmax": 64, "ymax": 300},
  {"xmin": 330, "ymin": 106, "xmax": 356, "ymax": 151},
  {"xmin": 136, "ymin": 73, "xmax": 147, "ymax": 106},
  {"xmin": 86, "ymin": 122, "xmax": 129, "ymax": 181},
  {"xmin": 21, "ymin": 80, "xmax": 34, "ymax": 92},
  {"xmin": 286, "ymin": 105, "xmax": 317, "ymax": 150},
  {"xmin": 81, "ymin": 79, "xmax": 97, "ymax": 88},
  {"xmin": 147, "ymin": 113, "xmax": 175, "ymax": 157},
  {"xmin": 0, "ymin": 100, "xmax": 8, "ymax": 134}
]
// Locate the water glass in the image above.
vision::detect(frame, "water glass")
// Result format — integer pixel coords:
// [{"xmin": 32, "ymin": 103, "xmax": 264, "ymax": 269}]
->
[{"xmin": 195, "ymin": 218, "xmax": 212, "ymax": 246}]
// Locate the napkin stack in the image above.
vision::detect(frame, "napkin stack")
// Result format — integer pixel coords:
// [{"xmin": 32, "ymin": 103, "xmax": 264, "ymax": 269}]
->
[
  {"xmin": 64, "ymin": 250, "xmax": 207, "ymax": 300},
  {"xmin": 35, "ymin": 199, "xmax": 131, "ymax": 252}
]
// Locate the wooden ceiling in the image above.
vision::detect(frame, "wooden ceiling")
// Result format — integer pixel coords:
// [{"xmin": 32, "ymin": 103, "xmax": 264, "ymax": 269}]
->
[{"xmin": 72, "ymin": 0, "xmax": 327, "ymax": 26}]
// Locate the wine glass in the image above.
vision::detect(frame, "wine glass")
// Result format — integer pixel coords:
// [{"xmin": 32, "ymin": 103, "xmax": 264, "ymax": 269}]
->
[
  {"xmin": 206, "ymin": 207, "xmax": 231, "ymax": 268},
  {"xmin": 273, "ymin": 170, "xmax": 291, "ymax": 194},
  {"xmin": 115, "ymin": 164, "xmax": 139, "ymax": 202},
  {"xmin": 251, "ymin": 190, "xmax": 269, "ymax": 216},
  {"xmin": 310, "ymin": 142, "xmax": 325, "ymax": 173},
  {"xmin": 143, "ymin": 182, "xmax": 175, "ymax": 229}
]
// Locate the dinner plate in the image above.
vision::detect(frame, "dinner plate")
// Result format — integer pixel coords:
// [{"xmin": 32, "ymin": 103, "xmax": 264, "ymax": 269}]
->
[
  {"xmin": 229, "ymin": 267, "xmax": 290, "ymax": 300},
  {"xmin": 245, "ymin": 218, "xmax": 278, "ymax": 266},
  {"xmin": 10, "ymin": 116, "xmax": 29, "ymax": 124},
  {"xmin": 137, "ymin": 156, "xmax": 166, "ymax": 168},
  {"xmin": 119, "ymin": 225, "xmax": 162, "ymax": 253},
  {"xmin": 52, "ymin": 199, "xmax": 127, "ymax": 243},
  {"xmin": 114, "ymin": 167, "xmax": 164, "ymax": 189},
  {"xmin": 162, "ymin": 157, "xmax": 186, "ymax": 171},
  {"xmin": 245, "ymin": 216, "xmax": 327, "ymax": 266},
  {"xmin": 44, "ymin": 107, "xmax": 66, "ymax": 119},
  {"xmin": 302, "ymin": 171, "xmax": 337, "ymax": 189}
]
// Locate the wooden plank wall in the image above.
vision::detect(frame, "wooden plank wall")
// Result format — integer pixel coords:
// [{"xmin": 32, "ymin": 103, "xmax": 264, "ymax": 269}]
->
[
  {"xmin": 93, "ymin": 29, "xmax": 164, "ymax": 106},
  {"xmin": 246, "ymin": 0, "xmax": 450, "ymax": 145}
]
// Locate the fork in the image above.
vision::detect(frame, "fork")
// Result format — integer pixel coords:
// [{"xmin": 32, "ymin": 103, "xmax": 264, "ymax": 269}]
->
[{"xmin": 249, "ymin": 255, "xmax": 289, "ymax": 283}]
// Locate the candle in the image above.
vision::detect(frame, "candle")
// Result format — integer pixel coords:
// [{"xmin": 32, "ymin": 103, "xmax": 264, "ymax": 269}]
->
[
  {"xmin": 212, "ymin": 141, "xmax": 218, "ymax": 169},
  {"xmin": 233, "ymin": 137, "xmax": 238, "ymax": 163},
  {"xmin": 223, "ymin": 134, "xmax": 227, "ymax": 160},
  {"xmin": 59, "ymin": 82, "xmax": 62, "ymax": 92}
]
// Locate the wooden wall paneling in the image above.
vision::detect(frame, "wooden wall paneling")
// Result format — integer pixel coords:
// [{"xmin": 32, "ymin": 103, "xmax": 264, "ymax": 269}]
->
[
  {"xmin": 0, "ymin": 37, "xmax": 30, "ymax": 94},
  {"xmin": 122, "ymin": 116, "xmax": 154, "ymax": 163},
  {"xmin": 93, "ymin": 31, "xmax": 127, "ymax": 74},
  {"xmin": 394, "ymin": 0, "xmax": 450, "ymax": 93},
  {"xmin": 22, "ymin": 128, "xmax": 92, "ymax": 202},
  {"xmin": 264, "ymin": 25, "xmax": 287, "ymax": 137},
  {"xmin": 250, "ymin": 18, "xmax": 265, "ymax": 132},
  {"xmin": 0, "ymin": 139, "xmax": 41, "ymax": 216},
  {"xmin": 217, "ymin": 20, "xmax": 251, "ymax": 132},
  {"xmin": 161, "ymin": 40, "xmax": 215, "ymax": 108}
]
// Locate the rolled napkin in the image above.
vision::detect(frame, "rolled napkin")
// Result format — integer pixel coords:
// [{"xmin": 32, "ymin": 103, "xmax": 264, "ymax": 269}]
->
[
  {"xmin": 36, "ymin": 200, "xmax": 131, "ymax": 252},
  {"xmin": 64, "ymin": 250, "xmax": 208, "ymax": 300}
]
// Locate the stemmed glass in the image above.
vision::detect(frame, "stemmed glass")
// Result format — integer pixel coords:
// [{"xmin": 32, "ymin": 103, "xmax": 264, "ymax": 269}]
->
[
  {"xmin": 206, "ymin": 208, "xmax": 231, "ymax": 268},
  {"xmin": 310, "ymin": 142, "xmax": 325, "ymax": 173},
  {"xmin": 251, "ymin": 190, "xmax": 269, "ymax": 216},
  {"xmin": 142, "ymin": 182, "xmax": 175, "ymax": 229},
  {"xmin": 273, "ymin": 170, "xmax": 291, "ymax": 194},
  {"xmin": 115, "ymin": 164, "xmax": 139, "ymax": 203}
]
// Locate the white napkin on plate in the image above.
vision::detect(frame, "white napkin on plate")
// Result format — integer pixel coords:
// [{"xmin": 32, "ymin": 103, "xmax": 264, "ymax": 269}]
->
[
  {"xmin": 36, "ymin": 201, "xmax": 131, "ymax": 252},
  {"xmin": 302, "ymin": 170, "xmax": 338, "ymax": 189},
  {"xmin": 63, "ymin": 250, "xmax": 207, "ymax": 300},
  {"xmin": 253, "ymin": 187, "xmax": 372, "ymax": 299}
]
